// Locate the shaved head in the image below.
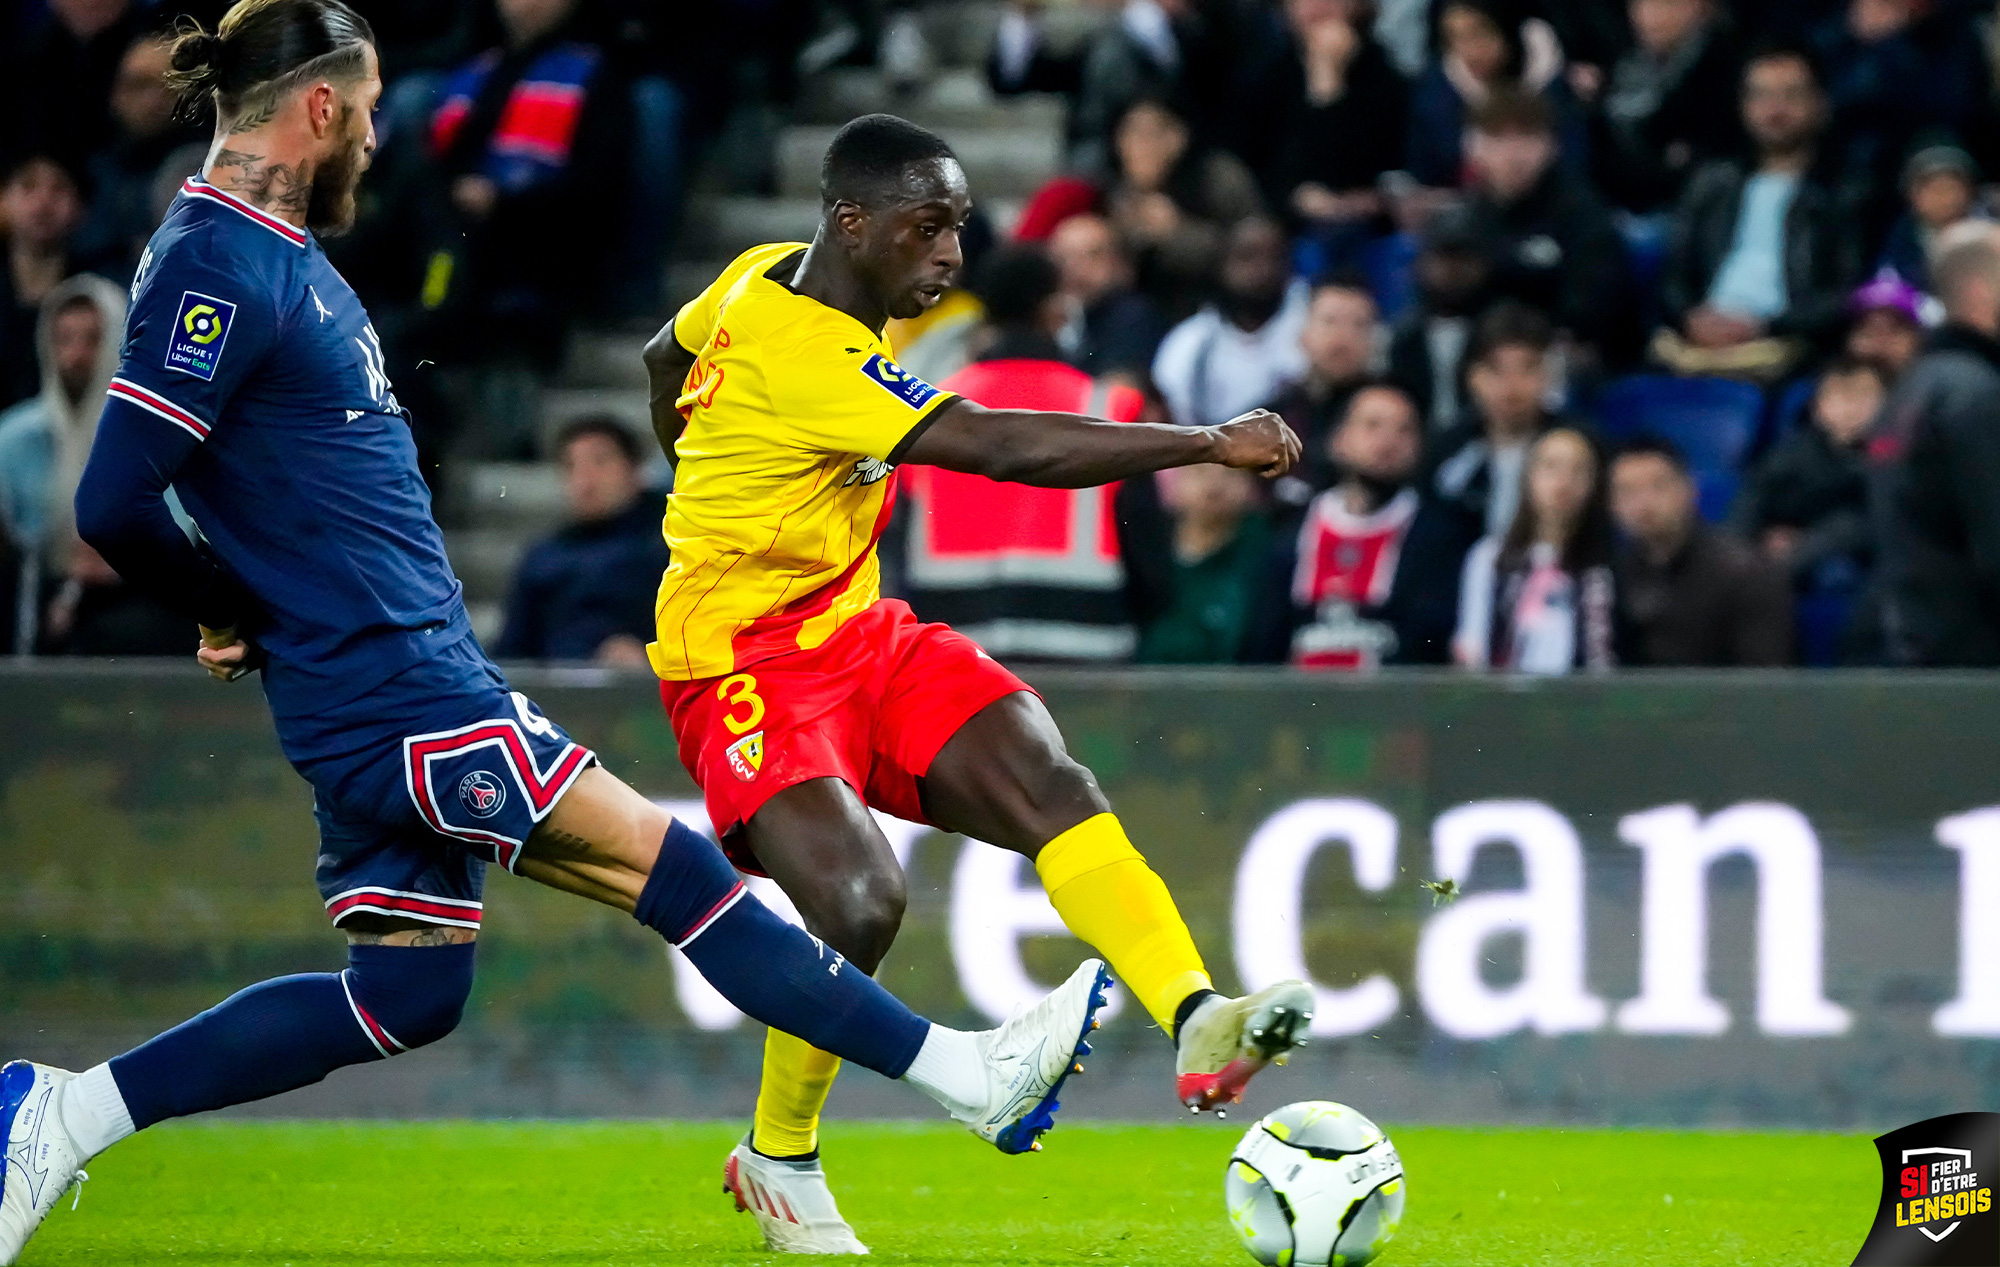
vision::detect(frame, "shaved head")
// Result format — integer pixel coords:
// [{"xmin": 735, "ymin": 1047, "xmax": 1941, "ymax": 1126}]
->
[
  {"xmin": 820, "ymin": 113, "xmax": 960, "ymax": 212},
  {"xmin": 1931, "ymin": 220, "xmax": 2000, "ymax": 320}
]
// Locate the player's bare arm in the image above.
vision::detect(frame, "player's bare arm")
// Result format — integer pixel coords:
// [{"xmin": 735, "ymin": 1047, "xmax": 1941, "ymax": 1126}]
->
[
  {"xmin": 642, "ymin": 327, "xmax": 697, "ymax": 457},
  {"xmin": 901, "ymin": 400, "xmax": 1302, "ymax": 487}
]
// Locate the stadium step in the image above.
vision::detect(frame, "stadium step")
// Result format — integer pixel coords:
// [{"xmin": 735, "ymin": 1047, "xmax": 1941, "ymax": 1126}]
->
[
  {"xmin": 454, "ymin": 462, "xmax": 568, "ymax": 531},
  {"xmin": 775, "ymin": 121, "xmax": 1059, "ymax": 200},
  {"xmin": 539, "ymin": 386, "xmax": 652, "ymax": 451},
  {"xmin": 444, "ymin": 527, "xmax": 528, "ymax": 607},
  {"xmin": 798, "ymin": 67, "xmax": 1065, "ymax": 133},
  {"xmin": 563, "ymin": 330, "xmax": 652, "ymax": 391}
]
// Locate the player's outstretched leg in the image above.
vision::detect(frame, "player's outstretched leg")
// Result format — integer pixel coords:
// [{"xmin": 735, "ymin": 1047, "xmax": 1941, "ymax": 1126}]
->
[
  {"xmin": 922, "ymin": 692, "xmax": 1314, "ymax": 1114},
  {"xmin": 1, "ymin": 939, "xmax": 476, "ymax": 1264},
  {"xmin": 515, "ymin": 767, "xmax": 1112, "ymax": 1149}
]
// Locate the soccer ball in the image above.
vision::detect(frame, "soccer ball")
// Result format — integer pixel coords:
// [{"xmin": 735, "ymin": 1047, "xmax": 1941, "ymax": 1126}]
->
[{"xmin": 1224, "ymin": 1101, "xmax": 1405, "ymax": 1266}]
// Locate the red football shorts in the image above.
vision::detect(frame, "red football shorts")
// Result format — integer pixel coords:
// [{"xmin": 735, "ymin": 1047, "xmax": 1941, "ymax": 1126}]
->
[{"xmin": 659, "ymin": 599, "xmax": 1032, "ymax": 867}]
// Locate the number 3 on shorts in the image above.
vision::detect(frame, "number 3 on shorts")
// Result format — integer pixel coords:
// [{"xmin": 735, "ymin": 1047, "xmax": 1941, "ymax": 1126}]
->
[{"xmin": 716, "ymin": 673, "xmax": 765, "ymax": 736}]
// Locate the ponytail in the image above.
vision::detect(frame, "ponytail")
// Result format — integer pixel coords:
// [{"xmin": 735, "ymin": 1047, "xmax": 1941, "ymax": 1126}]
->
[{"xmin": 161, "ymin": 0, "xmax": 374, "ymax": 127}]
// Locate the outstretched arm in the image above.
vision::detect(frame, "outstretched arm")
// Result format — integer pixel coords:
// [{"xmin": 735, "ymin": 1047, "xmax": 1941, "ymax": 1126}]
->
[
  {"xmin": 642, "ymin": 323, "xmax": 698, "ymax": 460},
  {"xmin": 898, "ymin": 399, "xmax": 1301, "ymax": 487}
]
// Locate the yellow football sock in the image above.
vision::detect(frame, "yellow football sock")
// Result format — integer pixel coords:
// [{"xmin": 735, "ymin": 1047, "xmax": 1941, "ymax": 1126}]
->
[
  {"xmin": 1036, "ymin": 812, "xmax": 1212, "ymax": 1032},
  {"xmin": 751, "ymin": 1028, "xmax": 842, "ymax": 1158}
]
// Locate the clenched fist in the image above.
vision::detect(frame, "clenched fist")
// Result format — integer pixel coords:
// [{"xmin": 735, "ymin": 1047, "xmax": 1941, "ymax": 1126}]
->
[{"xmin": 1207, "ymin": 409, "xmax": 1302, "ymax": 478}]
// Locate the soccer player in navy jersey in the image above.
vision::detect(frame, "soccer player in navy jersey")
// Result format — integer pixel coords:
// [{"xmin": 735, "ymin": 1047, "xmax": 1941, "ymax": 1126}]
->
[{"xmin": 0, "ymin": 4, "xmax": 1111, "ymax": 1259}]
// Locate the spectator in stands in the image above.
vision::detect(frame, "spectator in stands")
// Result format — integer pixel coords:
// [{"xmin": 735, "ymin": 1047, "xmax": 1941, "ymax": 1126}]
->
[
  {"xmin": 1585, "ymin": 0, "xmax": 1744, "ymax": 215},
  {"xmin": 2, "ymin": 0, "xmax": 146, "ymax": 171},
  {"xmin": 1455, "ymin": 426, "xmax": 1616, "ymax": 672},
  {"xmin": 494, "ymin": 417, "xmax": 666, "ymax": 666},
  {"xmin": 1136, "ymin": 462, "xmax": 1270, "ymax": 663},
  {"xmin": 1048, "ymin": 213, "xmax": 1168, "ymax": 379},
  {"xmin": 1611, "ymin": 436, "xmax": 1794, "ymax": 665},
  {"xmin": 1426, "ymin": 303, "xmax": 1564, "ymax": 542},
  {"xmin": 1064, "ymin": 0, "xmax": 1248, "ymax": 176},
  {"xmin": 1404, "ymin": 0, "xmax": 1580, "ymax": 192},
  {"xmin": 1657, "ymin": 45, "xmax": 1862, "ymax": 378},
  {"xmin": 1808, "ymin": 0, "xmax": 1977, "ymax": 242},
  {"xmin": 0, "ymin": 275, "xmax": 127, "ymax": 655},
  {"xmin": 1871, "ymin": 221, "xmax": 2000, "ymax": 666},
  {"xmin": 407, "ymin": 0, "xmax": 632, "ymax": 452},
  {"xmin": 1104, "ymin": 96, "xmax": 1263, "ymax": 319},
  {"xmin": 1248, "ymin": 380, "xmax": 1463, "ymax": 666},
  {"xmin": 74, "ymin": 33, "xmax": 201, "ymax": 284},
  {"xmin": 1264, "ymin": 276, "xmax": 1381, "ymax": 498},
  {"xmin": 899, "ymin": 248, "xmax": 1162, "ymax": 662},
  {"xmin": 1, "ymin": 155, "xmax": 90, "ymax": 409},
  {"xmin": 1237, "ymin": 0, "xmax": 1408, "ymax": 270},
  {"xmin": 1845, "ymin": 270, "xmax": 1931, "ymax": 382},
  {"xmin": 1463, "ymin": 89, "xmax": 1635, "ymax": 369},
  {"xmin": 1387, "ymin": 200, "xmax": 1494, "ymax": 431},
  {"xmin": 1153, "ymin": 215, "xmax": 1309, "ymax": 428},
  {"xmin": 1879, "ymin": 143, "xmax": 1982, "ymax": 292},
  {"xmin": 40, "ymin": 534, "xmax": 192, "ymax": 656},
  {"xmin": 1732, "ymin": 358, "xmax": 1879, "ymax": 641}
]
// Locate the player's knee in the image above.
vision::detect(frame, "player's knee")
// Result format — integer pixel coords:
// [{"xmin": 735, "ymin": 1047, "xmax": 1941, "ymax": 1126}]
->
[
  {"xmin": 346, "ymin": 942, "xmax": 476, "ymax": 1053},
  {"xmin": 820, "ymin": 870, "xmax": 906, "ymax": 970},
  {"xmin": 1020, "ymin": 753, "xmax": 1110, "ymax": 836}
]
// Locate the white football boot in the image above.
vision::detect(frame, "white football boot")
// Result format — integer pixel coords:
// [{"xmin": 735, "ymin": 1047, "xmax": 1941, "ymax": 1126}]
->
[
  {"xmin": 722, "ymin": 1136, "xmax": 871, "ymax": 1255},
  {"xmin": 1174, "ymin": 981, "xmax": 1314, "ymax": 1114},
  {"xmin": 1, "ymin": 1062, "xmax": 89, "ymax": 1266},
  {"xmin": 960, "ymin": 959, "xmax": 1113, "ymax": 1154}
]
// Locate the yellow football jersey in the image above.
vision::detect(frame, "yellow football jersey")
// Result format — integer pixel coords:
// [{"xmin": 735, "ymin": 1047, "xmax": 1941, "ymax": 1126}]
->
[{"xmin": 648, "ymin": 242, "xmax": 961, "ymax": 681}]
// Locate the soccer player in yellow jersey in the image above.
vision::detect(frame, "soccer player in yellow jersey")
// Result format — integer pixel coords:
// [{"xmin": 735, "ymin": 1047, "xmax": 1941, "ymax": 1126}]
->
[{"xmin": 644, "ymin": 114, "xmax": 1314, "ymax": 1254}]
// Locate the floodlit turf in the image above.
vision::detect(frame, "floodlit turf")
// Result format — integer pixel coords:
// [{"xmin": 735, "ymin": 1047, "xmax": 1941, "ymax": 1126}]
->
[{"xmin": 19, "ymin": 1119, "xmax": 1872, "ymax": 1266}]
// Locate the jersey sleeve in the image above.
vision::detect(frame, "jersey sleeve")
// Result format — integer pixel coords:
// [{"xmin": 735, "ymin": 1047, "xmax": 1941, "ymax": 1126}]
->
[
  {"xmin": 106, "ymin": 239, "xmax": 283, "ymax": 443},
  {"xmin": 764, "ymin": 330, "xmax": 960, "ymax": 462},
  {"xmin": 671, "ymin": 243, "xmax": 803, "ymax": 355}
]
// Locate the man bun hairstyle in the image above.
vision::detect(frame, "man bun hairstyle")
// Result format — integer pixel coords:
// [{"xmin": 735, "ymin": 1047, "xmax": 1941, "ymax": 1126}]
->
[
  {"xmin": 166, "ymin": 0, "xmax": 375, "ymax": 126},
  {"xmin": 820, "ymin": 113, "xmax": 958, "ymax": 211}
]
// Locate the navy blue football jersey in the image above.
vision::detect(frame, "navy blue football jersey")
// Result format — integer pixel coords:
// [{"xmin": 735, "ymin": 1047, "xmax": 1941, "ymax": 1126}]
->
[{"xmin": 102, "ymin": 176, "xmax": 472, "ymax": 715}]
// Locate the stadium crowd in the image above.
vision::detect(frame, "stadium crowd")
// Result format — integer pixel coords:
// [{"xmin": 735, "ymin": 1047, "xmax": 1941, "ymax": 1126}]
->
[{"xmin": 6, "ymin": 0, "xmax": 2000, "ymax": 671}]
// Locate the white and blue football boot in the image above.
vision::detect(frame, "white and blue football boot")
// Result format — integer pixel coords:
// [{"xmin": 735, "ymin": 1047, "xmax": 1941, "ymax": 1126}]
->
[
  {"xmin": 1, "ymin": 1062, "xmax": 88, "ymax": 1266},
  {"xmin": 959, "ymin": 958, "xmax": 1113, "ymax": 1154}
]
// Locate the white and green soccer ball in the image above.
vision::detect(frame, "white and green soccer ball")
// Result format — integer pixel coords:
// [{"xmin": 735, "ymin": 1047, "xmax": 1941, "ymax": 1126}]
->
[{"xmin": 1224, "ymin": 1101, "xmax": 1405, "ymax": 1266}]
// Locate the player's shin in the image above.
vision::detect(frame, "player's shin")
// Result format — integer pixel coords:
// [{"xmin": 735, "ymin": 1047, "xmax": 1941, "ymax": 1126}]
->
[
  {"xmin": 1035, "ymin": 812, "xmax": 1214, "ymax": 1033},
  {"xmin": 633, "ymin": 819, "xmax": 930, "ymax": 1079},
  {"xmin": 102, "ymin": 942, "xmax": 475, "ymax": 1134},
  {"xmin": 753, "ymin": 1030, "xmax": 841, "ymax": 1158}
]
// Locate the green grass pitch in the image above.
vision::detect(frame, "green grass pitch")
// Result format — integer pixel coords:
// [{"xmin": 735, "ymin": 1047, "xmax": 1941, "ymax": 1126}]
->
[{"xmin": 18, "ymin": 1120, "xmax": 1871, "ymax": 1265}]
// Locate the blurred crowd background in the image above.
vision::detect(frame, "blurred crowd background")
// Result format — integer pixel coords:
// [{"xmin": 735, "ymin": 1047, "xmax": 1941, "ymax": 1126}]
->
[{"xmin": 6, "ymin": 0, "xmax": 2000, "ymax": 673}]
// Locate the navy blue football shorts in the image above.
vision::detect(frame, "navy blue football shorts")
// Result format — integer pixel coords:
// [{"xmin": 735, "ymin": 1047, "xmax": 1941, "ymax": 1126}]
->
[{"xmin": 278, "ymin": 638, "xmax": 597, "ymax": 933}]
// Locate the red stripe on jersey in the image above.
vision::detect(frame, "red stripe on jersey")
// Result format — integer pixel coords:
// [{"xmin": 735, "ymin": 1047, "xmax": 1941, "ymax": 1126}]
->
[
  {"xmin": 107, "ymin": 378, "xmax": 210, "ymax": 438},
  {"xmin": 181, "ymin": 179, "xmax": 308, "ymax": 245}
]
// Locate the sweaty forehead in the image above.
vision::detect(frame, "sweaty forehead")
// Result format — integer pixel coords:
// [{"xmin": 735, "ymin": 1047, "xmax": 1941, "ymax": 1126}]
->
[{"xmin": 878, "ymin": 157, "xmax": 970, "ymax": 214}]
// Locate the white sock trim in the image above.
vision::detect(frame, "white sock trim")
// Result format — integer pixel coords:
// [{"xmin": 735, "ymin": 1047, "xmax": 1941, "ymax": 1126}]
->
[
  {"xmin": 899, "ymin": 1024, "xmax": 986, "ymax": 1121},
  {"xmin": 61, "ymin": 1064, "xmax": 135, "ymax": 1161}
]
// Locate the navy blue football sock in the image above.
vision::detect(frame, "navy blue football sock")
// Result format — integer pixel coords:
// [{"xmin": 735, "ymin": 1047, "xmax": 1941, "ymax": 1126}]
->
[
  {"xmin": 109, "ymin": 942, "xmax": 475, "ymax": 1130},
  {"xmin": 635, "ymin": 818, "xmax": 929, "ymax": 1078}
]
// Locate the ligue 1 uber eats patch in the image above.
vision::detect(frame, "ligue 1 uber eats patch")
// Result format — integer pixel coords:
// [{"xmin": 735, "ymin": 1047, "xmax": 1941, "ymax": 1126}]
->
[
  {"xmin": 859, "ymin": 353, "xmax": 938, "ymax": 410},
  {"xmin": 1853, "ymin": 1112, "xmax": 1999, "ymax": 1266},
  {"xmin": 166, "ymin": 291, "xmax": 236, "ymax": 381}
]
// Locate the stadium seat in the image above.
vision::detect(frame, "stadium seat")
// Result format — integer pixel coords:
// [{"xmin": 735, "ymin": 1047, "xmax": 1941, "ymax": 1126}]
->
[{"xmin": 1590, "ymin": 374, "xmax": 1766, "ymax": 522}]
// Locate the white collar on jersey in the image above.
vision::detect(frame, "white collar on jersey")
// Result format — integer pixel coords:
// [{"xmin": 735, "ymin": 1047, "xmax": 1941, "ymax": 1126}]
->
[{"xmin": 181, "ymin": 176, "xmax": 310, "ymax": 248}]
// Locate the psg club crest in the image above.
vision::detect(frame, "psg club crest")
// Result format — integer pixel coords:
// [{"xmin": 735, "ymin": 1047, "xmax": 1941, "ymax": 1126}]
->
[
  {"xmin": 1853, "ymin": 1113, "xmax": 1999, "ymax": 1266},
  {"xmin": 457, "ymin": 770, "xmax": 508, "ymax": 819},
  {"xmin": 725, "ymin": 731, "xmax": 764, "ymax": 782}
]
